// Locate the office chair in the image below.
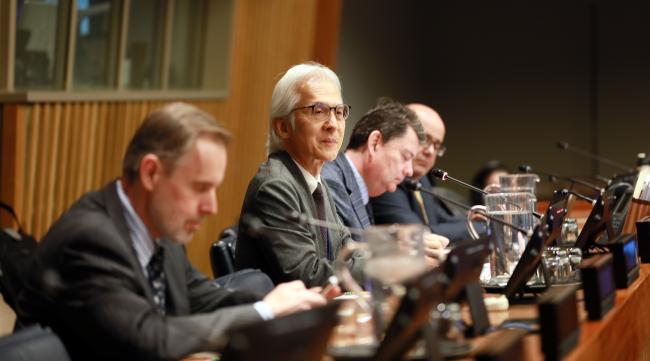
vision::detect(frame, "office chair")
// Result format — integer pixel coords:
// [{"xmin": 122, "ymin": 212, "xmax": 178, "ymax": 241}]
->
[{"xmin": 210, "ymin": 225, "xmax": 238, "ymax": 278}]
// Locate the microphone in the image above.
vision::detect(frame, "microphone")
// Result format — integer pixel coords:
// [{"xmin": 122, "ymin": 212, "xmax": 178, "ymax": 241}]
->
[
  {"xmin": 557, "ymin": 188, "xmax": 596, "ymax": 204},
  {"xmin": 404, "ymin": 178, "xmax": 532, "ymax": 237},
  {"xmin": 431, "ymin": 168, "xmax": 542, "ymax": 219},
  {"xmin": 431, "ymin": 168, "xmax": 487, "ymax": 196},
  {"xmin": 518, "ymin": 164, "xmax": 603, "ymax": 194},
  {"xmin": 556, "ymin": 141, "xmax": 633, "ymax": 173}
]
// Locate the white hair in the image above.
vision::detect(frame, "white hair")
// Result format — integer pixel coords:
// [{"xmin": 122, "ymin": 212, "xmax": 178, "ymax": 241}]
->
[{"xmin": 267, "ymin": 62, "xmax": 342, "ymax": 154}]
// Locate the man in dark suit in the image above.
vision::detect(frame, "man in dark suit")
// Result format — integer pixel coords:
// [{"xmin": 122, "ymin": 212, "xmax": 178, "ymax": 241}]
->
[
  {"xmin": 19, "ymin": 103, "xmax": 329, "ymax": 361},
  {"xmin": 321, "ymin": 98, "xmax": 424, "ymax": 237},
  {"xmin": 235, "ymin": 62, "xmax": 367, "ymax": 288},
  {"xmin": 371, "ymin": 103, "xmax": 473, "ymax": 243}
]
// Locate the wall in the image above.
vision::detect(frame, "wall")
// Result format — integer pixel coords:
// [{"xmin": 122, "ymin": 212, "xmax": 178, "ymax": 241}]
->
[
  {"xmin": 337, "ymin": 0, "xmax": 650, "ymax": 198},
  {"xmin": 0, "ymin": 0, "xmax": 337, "ymax": 278}
]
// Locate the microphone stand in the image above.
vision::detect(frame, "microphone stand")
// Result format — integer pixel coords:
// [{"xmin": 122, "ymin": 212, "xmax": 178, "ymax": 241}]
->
[
  {"xmin": 430, "ymin": 169, "xmax": 543, "ymax": 219},
  {"xmin": 518, "ymin": 164, "xmax": 603, "ymax": 194},
  {"xmin": 556, "ymin": 141, "xmax": 634, "ymax": 173},
  {"xmin": 404, "ymin": 178, "xmax": 533, "ymax": 237}
]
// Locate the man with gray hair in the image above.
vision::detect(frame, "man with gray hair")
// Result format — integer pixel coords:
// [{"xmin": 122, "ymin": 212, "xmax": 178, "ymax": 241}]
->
[
  {"xmin": 19, "ymin": 102, "xmax": 329, "ymax": 360},
  {"xmin": 235, "ymin": 62, "xmax": 365, "ymax": 287}
]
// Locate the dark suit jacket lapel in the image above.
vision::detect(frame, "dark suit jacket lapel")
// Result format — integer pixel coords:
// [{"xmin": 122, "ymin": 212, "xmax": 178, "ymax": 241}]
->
[
  {"xmin": 272, "ymin": 151, "xmax": 331, "ymax": 254},
  {"xmin": 420, "ymin": 177, "xmax": 439, "ymax": 224},
  {"xmin": 160, "ymin": 241, "xmax": 190, "ymax": 315},
  {"xmin": 101, "ymin": 181, "xmax": 160, "ymax": 308}
]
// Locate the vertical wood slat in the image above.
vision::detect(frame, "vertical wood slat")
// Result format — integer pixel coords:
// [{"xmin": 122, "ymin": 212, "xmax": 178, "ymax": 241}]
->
[
  {"xmin": 42, "ymin": 103, "xmax": 61, "ymax": 233},
  {"xmin": 94, "ymin": 103, "xmax": 108, "ymax": 188},
  {"xmin": 77, "ymin": 103, "xmax": 90, "ymax": 197},
  {"xmin": 0, "ymin": 0, "xmax": 337, "ymax": 276},
  {"xmin": 0, "ymin": 105, "xmax": 26, "ymax": 228},
  {"xmin": 65, "ymin": 104, "xmax": 82, "ymax": 211},
  {"xmin": 53, "ymin": 104, "xmax": 72, "ymax": 221},
  {"xmin": 23, "ymin": 105, "xmax": 40, "ymax": 233},
  {"xmin": 86, "ymin": 103, "xmax": 99, "ymax": 191}
]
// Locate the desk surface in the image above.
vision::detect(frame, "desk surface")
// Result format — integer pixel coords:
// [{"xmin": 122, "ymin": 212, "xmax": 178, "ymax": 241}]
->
[
  {"xmin": 472, "ymin": 264, "xmax": 650, "ymax": 361},
  {"xmin": 183, "ymin": 264, "xmax": 650, "ymax": 361}
]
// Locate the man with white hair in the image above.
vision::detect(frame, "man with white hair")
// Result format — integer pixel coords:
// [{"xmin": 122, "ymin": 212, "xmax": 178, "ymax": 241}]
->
[{"xmin": 235, "ymin": 62, "xmax": 366, "ymax": 287}]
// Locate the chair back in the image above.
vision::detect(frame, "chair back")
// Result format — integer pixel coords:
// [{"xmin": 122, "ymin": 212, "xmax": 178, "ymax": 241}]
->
[
  {"xmin": 210, "ymin": 226, "xmax": 238, "ymax": 278},
  {"xmin": 0, "ymin": 325, "xmax": 71, "ymax": 361}
]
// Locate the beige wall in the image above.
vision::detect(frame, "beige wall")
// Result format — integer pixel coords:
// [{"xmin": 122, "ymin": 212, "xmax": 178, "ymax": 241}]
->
[
  {"xmin": 338, "ymin": 1, "xmax": 650, "ymax": 199},
  {"xmin": 0, "ymin": 0, "xmax": 340, "ymax": 280}
]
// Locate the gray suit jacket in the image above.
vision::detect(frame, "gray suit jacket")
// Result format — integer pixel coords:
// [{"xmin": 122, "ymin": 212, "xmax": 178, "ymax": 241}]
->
[
  {"xmin": 235, "ymin": 151, "xmax": 365, "ymax": 287},
  {"xmin": 322, "ymin": 153, "xmax": 373, "ymax": 241},
  {"xmin": 19, "ymin": 181, "xmax": 262, "ymax": 361}
]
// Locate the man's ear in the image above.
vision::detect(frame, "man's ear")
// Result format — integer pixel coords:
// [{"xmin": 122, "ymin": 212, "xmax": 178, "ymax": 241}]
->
[
  {"xmin": 139, "ymin": 154, "xmax": 163, "ymax": 191},
  {"xmin": 366, "ymin": 130, "xmax": 383, "ymax": 156},
  {"xmin": 272, "ymin": 117, "xmax": 292, "ymax": 140}
]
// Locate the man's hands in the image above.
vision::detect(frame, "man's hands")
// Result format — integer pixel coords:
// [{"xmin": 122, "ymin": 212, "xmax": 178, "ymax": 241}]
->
[
  {"xmin": 424, "ymin": 233, "xmax": 450, "ymax": 267},
  {"xmin": 263, "ymin": 280, "xmax": 336, "ymax": 318}
]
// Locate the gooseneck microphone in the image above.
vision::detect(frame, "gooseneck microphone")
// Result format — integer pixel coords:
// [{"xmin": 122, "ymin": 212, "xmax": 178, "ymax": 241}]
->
[
  {"xmin": 404, "ymin": 178, "xmax": 533, "ymax": 237},
  {"xmin": 431, "ymin": 168, "xmax": 542, "ymax": 219},
  {"xmin": 557, "ymin": 188, "xmax": 596, "ymax": 204},
  {"xmin": 431, "ymin": 168, "xmax": 487, "ymax": 196},
  {"xmin": 518, "ymin": 164, "xmax": 603, "ymax": 194},
  {"xmin": 556, "ymin": 141, "xmax": 633, "ymax": 173}
]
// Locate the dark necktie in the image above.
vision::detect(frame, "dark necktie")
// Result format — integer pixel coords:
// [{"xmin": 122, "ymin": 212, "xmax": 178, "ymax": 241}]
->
[
  {"xmin": 312, "ymin": 183, "xmax": 333, "ymax": 259},
  {"xmin": 147, "ymin": 246, "xmax": 167, "ymax": 314}
]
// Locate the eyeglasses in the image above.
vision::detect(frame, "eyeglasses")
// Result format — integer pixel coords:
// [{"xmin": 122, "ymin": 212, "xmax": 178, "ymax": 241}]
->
[
  {"xmin": 290, "ymin": 102, "xmax": 351, "ymax": 122},
  {"xmin": 423, "ymin": 137, "xmax": 446, "ymax": 157}
]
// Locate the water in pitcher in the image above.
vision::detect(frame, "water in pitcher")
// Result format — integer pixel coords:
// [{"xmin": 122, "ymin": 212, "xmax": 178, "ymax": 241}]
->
[{"xmin": 486, "ymin": 209, "xmax": 534, "ymax": 286}]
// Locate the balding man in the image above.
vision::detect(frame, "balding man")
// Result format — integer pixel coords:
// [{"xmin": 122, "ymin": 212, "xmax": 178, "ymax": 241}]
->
[
  {"xmin": 235, "ymin": 62, "xmax": 365, "ymax": 287},
  {"xmin": 370, "ymin": 103, "xmax": 474, "ymax": 243}
]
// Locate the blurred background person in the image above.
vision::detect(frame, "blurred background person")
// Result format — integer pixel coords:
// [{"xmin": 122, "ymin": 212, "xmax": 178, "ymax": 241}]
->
[{"xmin": 470, "ymin": 160, "xmax": 510, "ymax": 205}]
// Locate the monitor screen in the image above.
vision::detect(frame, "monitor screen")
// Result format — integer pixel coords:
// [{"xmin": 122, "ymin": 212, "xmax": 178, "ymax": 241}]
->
[
  {"xmin": 623, "ymin": 238, "xmax": 639, "ymax": 272},
  {"xmin": 598, "ymin": 261, "xmax": 616, "ymax": 300}
]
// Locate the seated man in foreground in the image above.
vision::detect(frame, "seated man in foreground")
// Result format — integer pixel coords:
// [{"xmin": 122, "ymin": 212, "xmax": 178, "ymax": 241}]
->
[{"xmin": 19, "ymin": 103, "xmax": 329, "ymax": 361}]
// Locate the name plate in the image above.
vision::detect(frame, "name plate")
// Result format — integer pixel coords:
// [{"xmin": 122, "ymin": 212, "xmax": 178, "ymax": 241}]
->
[
  {"xmin": 580, "ymin": 253, "xmax": 616, "ymax": 320},
  {"xmin": 597, "ymin": 233, "xmax": 640, "ymax": 288},
  {"xmin": 538, "ymin": 284, "xmax": 580, "ymax": 361}
]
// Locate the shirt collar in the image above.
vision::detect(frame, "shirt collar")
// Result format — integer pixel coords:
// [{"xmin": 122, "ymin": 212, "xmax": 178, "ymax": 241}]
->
[
  {"xmin": 115, "ymin": 180, "xmax": 157, "ymax": 271},
  {"xmin": 344, "ymin": 153, "xmax": 369, "ymax": 205},
  {"xmin": 291, "ymin": 158, "xmax": 321, "ymax": 194}
]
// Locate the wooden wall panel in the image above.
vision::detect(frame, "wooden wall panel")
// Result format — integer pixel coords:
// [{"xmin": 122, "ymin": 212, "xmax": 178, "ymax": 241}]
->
[{"xmin": 0, "ymin": 0, "xmax": 342, "ymax": 277}]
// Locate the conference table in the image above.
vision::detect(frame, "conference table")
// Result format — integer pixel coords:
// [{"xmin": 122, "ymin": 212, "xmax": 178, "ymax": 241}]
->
[
  {"xmin": 182, "ymin": 263, "xmax": 650, "ymax": 361},
  {"xmin": 470, "ymin": 264, "xmax": 650, "ymax": 361},
  {"xmin": 182, "ymin": 198, "xmax": 650, "ymax": 361}
]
